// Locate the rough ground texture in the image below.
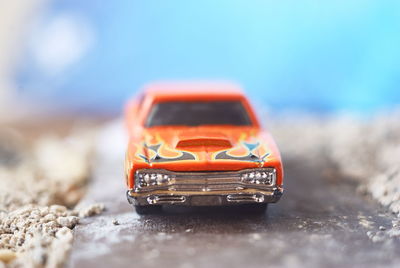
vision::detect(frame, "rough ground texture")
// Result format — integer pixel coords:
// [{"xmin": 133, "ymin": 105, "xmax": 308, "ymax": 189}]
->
[
  {"xmin": 270, "ymin": 111, "xmax": 400, "ymax": 217},
  {"xmin": 0, "ymin": 126, "xmax": 103, "ymax": 267},
  {"xmin": 270, "ymin": 111, "xmax": 400, "ymax": 244},
  {"xmin": 70, "ymin": 115, "xmax": 400, "ymax": 268}
]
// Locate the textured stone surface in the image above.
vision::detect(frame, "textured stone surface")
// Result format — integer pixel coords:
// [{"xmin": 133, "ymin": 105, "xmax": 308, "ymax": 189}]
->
[
  {"xmin": 0, "ymin": 126, "xmax": 101, "ymax": 267},
  {"xmin": 270, "ymin": 111, "xmax": 400, "ymax": 217}
]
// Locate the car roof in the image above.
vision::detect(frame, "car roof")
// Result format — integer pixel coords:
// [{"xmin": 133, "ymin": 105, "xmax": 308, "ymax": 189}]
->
[{"xmin": 142, "ymin": 81, "xmax": 245, "ymax": 100}]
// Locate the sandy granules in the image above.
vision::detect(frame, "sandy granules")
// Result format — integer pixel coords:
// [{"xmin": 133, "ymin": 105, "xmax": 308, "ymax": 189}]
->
[{"xmin": 0, "ymin": 126, "xmax": 103, "ymax": 267}]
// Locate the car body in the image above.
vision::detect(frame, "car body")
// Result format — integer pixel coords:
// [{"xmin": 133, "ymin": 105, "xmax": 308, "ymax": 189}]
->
[{"xmin": 124, "ymin": 82, "xmax": 283, "ymax": 214}]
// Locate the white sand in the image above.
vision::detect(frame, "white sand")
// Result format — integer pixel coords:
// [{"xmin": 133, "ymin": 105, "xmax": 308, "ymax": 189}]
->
[
  {"xmin": 270, "ymin": 111, "xmax": 400, "ymax": 217},
  {"xmin": 0, "ymin": 126, "xmax": 103, "ymax": 267}
]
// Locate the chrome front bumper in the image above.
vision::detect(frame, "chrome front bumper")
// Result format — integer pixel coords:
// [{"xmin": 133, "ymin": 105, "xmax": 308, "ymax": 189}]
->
[
  {"xmin": 126, "ymin": 188, "xmax": 283, "ymax": 206},
  {"xmin": 127, "ymin": 168, "xmax": 283, "ymax": 206}
]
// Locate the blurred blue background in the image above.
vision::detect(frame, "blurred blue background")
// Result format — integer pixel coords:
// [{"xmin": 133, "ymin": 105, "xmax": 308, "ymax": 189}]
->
[{"xmin": 16, "ymin": 0, "xmax": 400, "ymax": 114}]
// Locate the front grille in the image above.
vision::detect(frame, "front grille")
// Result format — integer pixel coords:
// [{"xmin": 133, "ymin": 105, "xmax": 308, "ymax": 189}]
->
[
  {"xmin": 169, "ymin": 171, "xmax": 243, "ymax": 191},
  {"xmin": 135, "ymin": 169, "xmax": 275, "ymax": 193}
]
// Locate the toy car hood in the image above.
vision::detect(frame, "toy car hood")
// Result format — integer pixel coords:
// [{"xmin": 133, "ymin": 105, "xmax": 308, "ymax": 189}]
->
[{"xmin": 128, "ymin": 126, "xmax": 283, "ymax": 174}]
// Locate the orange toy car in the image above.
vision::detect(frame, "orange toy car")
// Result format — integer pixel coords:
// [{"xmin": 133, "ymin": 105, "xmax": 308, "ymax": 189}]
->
[{"xmin": 124, "ymin": 82, "xmax": 283, "ymax": 214}]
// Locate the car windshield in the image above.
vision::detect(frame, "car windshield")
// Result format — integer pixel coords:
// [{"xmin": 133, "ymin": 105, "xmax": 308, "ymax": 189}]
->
[{"xmin": 145, "ymin": 100, "xmax": 252, "ymax": 127}]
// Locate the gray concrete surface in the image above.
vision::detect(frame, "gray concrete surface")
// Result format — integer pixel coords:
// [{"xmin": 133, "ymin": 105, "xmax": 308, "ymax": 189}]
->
[{"xmin": 69, "ymin": 121, "xmax": 400, "ymax": 268}]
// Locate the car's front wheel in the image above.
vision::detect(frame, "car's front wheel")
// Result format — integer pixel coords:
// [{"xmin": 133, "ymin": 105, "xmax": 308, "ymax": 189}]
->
[{"xmin": 134, "ymin": 205, "xmax": 162, "ymax": 215}]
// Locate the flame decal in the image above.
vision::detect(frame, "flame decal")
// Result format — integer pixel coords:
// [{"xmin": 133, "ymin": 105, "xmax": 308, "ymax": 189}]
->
[
  {"xmin": 139, "ymin": 143, "xmax": 196, "ymax": 163},
  {"xmin": 214, "ymin": 142, "xmax": 269, "ymax": 163}
]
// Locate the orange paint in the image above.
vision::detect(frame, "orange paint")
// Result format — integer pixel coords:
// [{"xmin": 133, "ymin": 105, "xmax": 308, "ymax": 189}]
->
[{"xmin": 124, "ymin": 82, "xmax": 284, "ymax": 190}]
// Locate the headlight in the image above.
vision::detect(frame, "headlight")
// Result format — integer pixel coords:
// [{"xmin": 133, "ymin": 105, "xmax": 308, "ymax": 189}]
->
[
  {"xmin": 240, "ymin": 169, "xmax": 275, "ymax": 185},
  {"xmin": 136, "ymin": 171, "xmax": 172, "ymax": 187}
]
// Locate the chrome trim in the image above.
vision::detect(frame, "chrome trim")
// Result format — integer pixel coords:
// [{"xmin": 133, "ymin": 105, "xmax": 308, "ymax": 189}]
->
[
  {"xmin": 147, "ymin": 195, "xmax": 186, "ymax": 204},
  {"xmin": 227, "ymin": 194, "xmax": 265, "ymax": 203},
  {"xmin": 134, "ymin": 168, "xmax": 276, "ymax": 193},
  {"xmin": 127, "ymin": 188, "xmax": 283, "ymax": 206}
]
